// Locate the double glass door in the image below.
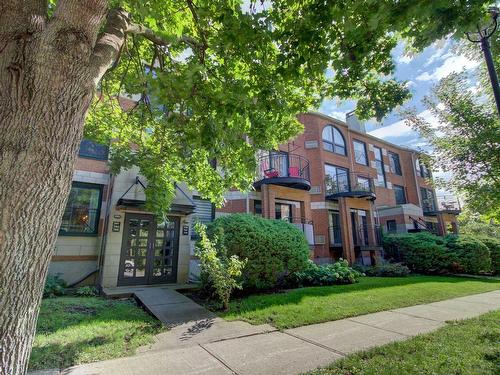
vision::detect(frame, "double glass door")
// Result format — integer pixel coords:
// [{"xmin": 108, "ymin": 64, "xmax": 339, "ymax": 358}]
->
[{"xmin": 118, "ymin": 213, "xmax": 179, "ymax": 286}]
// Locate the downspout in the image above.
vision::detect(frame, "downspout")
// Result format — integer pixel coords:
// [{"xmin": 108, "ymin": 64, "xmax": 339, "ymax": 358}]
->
[{"xmin": 246, "ymin": 192, "xmax": 250, "ymax": 213}]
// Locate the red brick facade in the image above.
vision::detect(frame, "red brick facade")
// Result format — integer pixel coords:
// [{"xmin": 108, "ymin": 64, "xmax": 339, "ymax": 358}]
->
[{"xmin": 216, "ymin": 112, "xmax": 459, "ymax": 265}]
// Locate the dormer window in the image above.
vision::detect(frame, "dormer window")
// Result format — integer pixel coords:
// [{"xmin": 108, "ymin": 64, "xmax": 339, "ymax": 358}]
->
[{"xmin": 322, "ymin": 125, "xmax": 346, "ymax": 155}]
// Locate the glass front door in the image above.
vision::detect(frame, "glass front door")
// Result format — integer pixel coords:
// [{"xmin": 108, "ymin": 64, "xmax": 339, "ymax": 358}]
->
[{"xmin": 118, "ymin": 213, "xmax": 179, "ymax": 286}]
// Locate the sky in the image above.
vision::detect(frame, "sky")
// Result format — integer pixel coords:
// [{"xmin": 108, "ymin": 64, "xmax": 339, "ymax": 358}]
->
[
  {"xmin": 319, "ymin": 39, "xmax": 480, "ymax": 150},
  {"xmin": 318, "ymin": 39, "xmax": 481, "ymax": 196}
]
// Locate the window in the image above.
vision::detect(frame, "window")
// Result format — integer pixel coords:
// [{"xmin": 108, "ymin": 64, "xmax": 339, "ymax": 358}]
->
[
  {"xmin": 394, "ymin": 185, "xmax": 406, "ymax": 204},
  {"xmin": 191, "ymin": 197, "xmax": 214, "ymax": 238},
  {"xmin": 420, "ymin": 188, "xmax": 436, "ymax": 212},
  {"xmin": 388, "ymin": 152, "xmax": 402, "ymax": 175},
  {"xmin": 373, "ymin": 146, "xmax": 386, "ymax": 187},
  {"xmin": 59, "ymin": 182, "xmax": 102, "ymax": 235},
  {"xmin": 386, "ymin": 220, "xmax": 397, "ymax": 233},
  {"xmin": 353, "ymin": 140, "xmax": 368, "ymax": 165},
  {"xmin": 254, "ymin": 200, "xmax": 262, "ymax": 216},
  {"xmin": 325, "ymin": 164, "xmax": 349, "ymax": 193},
  {"xmin": 78, "ymin": 139, "xmax": 109, "ymax": 160},
  {"xmin": 275, "ymin": 203, "xmax": 293, "ymax": 221},
  {"xmin": 416, "ymin": 158, "xmax": 431, "ymax": 178},
  {"xmin": 322, "ymin": 125, "xmax": 346, "ymax": 155}
]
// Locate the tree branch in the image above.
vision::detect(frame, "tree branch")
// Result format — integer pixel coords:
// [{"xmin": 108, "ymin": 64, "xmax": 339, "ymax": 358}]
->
[{"xmin": 91, "ymin": 7, "xmax": 200, "ymax": 85}]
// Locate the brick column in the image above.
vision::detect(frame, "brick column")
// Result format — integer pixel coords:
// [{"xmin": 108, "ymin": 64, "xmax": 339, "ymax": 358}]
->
[{"xmin": 338, "ymin": 197, "xmax": 355, "ymax": 264}]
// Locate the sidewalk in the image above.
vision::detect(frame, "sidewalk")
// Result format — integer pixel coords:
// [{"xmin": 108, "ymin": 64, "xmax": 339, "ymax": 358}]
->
[{"xmin": 62, "ymin": 289, "xmax": 499, "ymax": 375}]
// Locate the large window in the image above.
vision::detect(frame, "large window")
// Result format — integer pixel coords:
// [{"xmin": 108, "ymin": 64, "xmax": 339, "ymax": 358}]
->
[
  {"xmin": 388, "ymin": 151, "xmax": 402, "ymax": 175},
  {"xmin": 322, "ymin": 125, "xmax": 346, "ymax": 155},
  {"xmin": 60, "ymin": 182, "xmax": 102, "ymax": 235},
  {"xmin": 254, "ymin": 200, "xmax": 262, "ymax": 216},
  {"xmin": 416, "ymin": 158, "xmax": 431, "ymax": 178},
  {"xmin": 275, "ymin": 203, "xmax": 293, "ymax": 221},
  {"xmin": 420, "ymin": 188, "xmax": 436, "ymax": 212},
  {"xmin": 373, "ymin": 146, "xmax": 386, "ymax": 187},
  {"xmin": 386, "ymin": 220, "xmax": 397, "ymax": 233},
  {"xmin": 353, "ymin": 140, "xmax": 368, "ymax": 165},
  {"xmin": 78, "ymin": 139, "xmax": 109, "ymax": 160},
  {"xmin": 394, "ymin": 185, "xmax": 407, "ymax": 204},
  {"xmin": 325, "ymin": 164, "xmax": 349, "ymax": 193},
  {"xmin": 191, "ymin": 196, "xmax": 214, "ymax": 238}
]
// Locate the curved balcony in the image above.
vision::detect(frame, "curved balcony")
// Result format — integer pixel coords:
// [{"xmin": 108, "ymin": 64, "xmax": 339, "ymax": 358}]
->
[
  {"xmin": 423, "ymin": 196, "xmax": 461, "ymax": 216},
  {"xmin": 254, "ymin": 153, "xmax": 311, "ymax": 191},
  {"xmin": 325, "ymin": 172, "xmax": 376, "ymax": 200}
]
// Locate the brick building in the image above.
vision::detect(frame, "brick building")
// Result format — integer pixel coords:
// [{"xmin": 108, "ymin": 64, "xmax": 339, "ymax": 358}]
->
[{"xmin": 216, "ymin": 112, "xmax": 460, "ymax": 265}]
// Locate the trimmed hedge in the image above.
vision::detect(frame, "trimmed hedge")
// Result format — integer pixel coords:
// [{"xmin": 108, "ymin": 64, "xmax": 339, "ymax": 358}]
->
[
  {"xmin": 355, "ymin": 262, "xmax": 410, "ymax": 277},
  {"xmin": 287, "ymin": 259, "xmax": 362, "ymax": 287},
  {"xmin": 477, "ymin": 236, "xmax": 500, "ymax": 274},
  {"xmin": 383, "ymin": 232, "xmax": 453, "ymax": 274},
  {"xmin": 207, "ymin": 214, "xmax": 310, "ymax": 289},
  {"xmin": 445, "ymin": 235, "xmax": 491, "ymax": 274}
]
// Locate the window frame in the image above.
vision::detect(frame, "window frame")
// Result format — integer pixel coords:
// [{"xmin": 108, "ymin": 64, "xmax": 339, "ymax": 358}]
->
[
  {"xmin": 322, "ymin": 125, "xmax": 347, "ymax": 156},
  {"xmin": 353, "ymin": 139, "xmax": 368, "ymax": 166},
  {"xmin": 324, "ymin": 164, "xmax": 350, "ymax": 193},
  {"xmin": 373, "ymin": 146, "xmax": 387, "ymax": 188},
  {"xmin": 388, "ymin": 151, "xmax": 402, "ymax": 175},
  {"xmin": 393, "ymin": 184, "xmax": 407, "ymax": 205},
  {"xmin": 78, "ymin": 139, "xmax": 109, "ymax": 161},
  {"xmin": 386, "ymin": 220, "xmax": 397, "ymax": 233},
  {"xmin": 59, "ymin": 181, "xmax": 103, "ymax": 236}
]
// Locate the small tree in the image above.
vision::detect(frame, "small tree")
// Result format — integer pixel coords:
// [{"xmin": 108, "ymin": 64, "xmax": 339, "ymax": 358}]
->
[{"xmin": 195, "ymin": 223, "xmax": 246, "ymax": 310}]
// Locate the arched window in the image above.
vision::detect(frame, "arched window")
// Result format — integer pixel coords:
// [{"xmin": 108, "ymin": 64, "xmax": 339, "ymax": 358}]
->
[{"xmin": 322, "ymin": 125, "xmax": 346, "ymax": 155}]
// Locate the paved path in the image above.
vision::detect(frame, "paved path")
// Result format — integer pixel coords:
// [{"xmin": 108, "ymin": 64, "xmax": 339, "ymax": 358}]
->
[{"xmin": 60, "ymin": 289, "xmax": 499, "ymax": 375}]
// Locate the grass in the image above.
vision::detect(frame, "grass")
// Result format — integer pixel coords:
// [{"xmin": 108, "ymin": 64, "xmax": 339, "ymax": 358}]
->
[
  {"xmin": 222, "ymin": 276, "xmax": 500, "ymax": 329},
  {"xmin": 308, "ymin": 310, "xmax": 500, "ymax": 375},
  {"xmin": 29, "ymin": 296, "xmax": 165, "ymax": 371}
]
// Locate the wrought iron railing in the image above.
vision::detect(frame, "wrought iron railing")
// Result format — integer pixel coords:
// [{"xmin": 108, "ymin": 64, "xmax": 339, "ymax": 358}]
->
[
  {"xmin": 257, "ymin": 153, "xmax": 310, "ymax": 182},
  {"xmin": 353, "ymin": 224, "xmax": 382, "ymax": 247},
  {"xmin": 325, "ymin": 172, "xmax": 374, "ymax": 196}
]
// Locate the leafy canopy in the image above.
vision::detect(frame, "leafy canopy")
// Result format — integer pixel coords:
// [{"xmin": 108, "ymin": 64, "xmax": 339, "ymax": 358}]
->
[
  {"xmin": 86, "ymin": 0, "xmax": 492, "ymax": 213},
  {"xmin": 406, "ymin": 31, "xmax": 500, "ymax": 221}
]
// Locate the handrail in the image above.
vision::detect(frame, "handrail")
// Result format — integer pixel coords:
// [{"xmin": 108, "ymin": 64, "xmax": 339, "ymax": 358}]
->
[
  {"xmin": 257, "ymin": 153, "xmax": 310, "ymax": 182},
  {"xmin": 325, "ymin": 172, "xmax": 374, "ymax": 196}
]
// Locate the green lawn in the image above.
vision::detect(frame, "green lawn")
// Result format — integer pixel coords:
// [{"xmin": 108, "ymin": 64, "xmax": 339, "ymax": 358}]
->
[
  {"xmin": 29, "ymin": 297, "xmax": 165, "ymax": 371},
  {"xmin": 222, "ymin": 276, "xmax": 500, "ymax": 329},
  {"xmin": 308, "ymin": 310, "xmax": 500, "ymax": 375}
]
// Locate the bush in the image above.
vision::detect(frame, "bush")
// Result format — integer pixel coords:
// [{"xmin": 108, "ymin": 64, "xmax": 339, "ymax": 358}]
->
[
  {"xmin": 43, "ymin": 275, "xmax": 66, "ymax": 298},
  {"xmin": 75, "ymin": 286, "xmax": 99, "ymax": 297},
  {"xmin": 477, "ymin": 236, "xmax": 500, "ymax": 274},
  {"xmin": 287, "ymin": 259, "xmax": 362, "ymax": 288},
  {"xmin": 207, "ymin": 214, "xmax": 310, "ymax": 289},
  {"xmin": 355, "ymin": 262, "xmax": 410, "ymax": 277},
  {"xmin": 383, "ymin": 232, "xmax": 454, "ymax": 274},
  {"xmin": 445, "ymin": 235, "xmax": 491, "ymax": 274},
  {"xmin": 196, "ymin": 223, "xmax": 246, "ymax": 309}
]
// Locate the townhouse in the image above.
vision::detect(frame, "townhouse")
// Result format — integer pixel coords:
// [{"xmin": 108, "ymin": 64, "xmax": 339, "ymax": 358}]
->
[
  {"xmin": 48, "ymin": 110, "xmax": 460, "ymax": 288},
  {"xmin": 217, "ymin": 112, "xmax": 460, "ymax": 266}
]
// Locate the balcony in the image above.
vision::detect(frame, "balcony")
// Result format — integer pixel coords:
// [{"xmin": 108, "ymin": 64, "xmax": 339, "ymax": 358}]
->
[
  {"xmin": 254, "ymin": 153, "xmax": 311, "ymax": 191},
  {"xmin": 354, "ymin": 224, "xmax": 383, "ymax": 248},
  {"xmin": 423, "ymin": 195, "xmax": 461, "ymax": 216},
  {"xmin": 325, "ymin": 172, "xmax": 376, "ymax": 200},
  {"xmin": 281, "ymin": 217, "xmax": 314, "ymax": 245}
]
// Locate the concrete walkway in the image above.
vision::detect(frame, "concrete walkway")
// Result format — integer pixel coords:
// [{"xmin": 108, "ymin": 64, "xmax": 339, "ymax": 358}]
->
[{"xmin": 62, "ymin": 289, "xmax": 499, "ymax": 375}]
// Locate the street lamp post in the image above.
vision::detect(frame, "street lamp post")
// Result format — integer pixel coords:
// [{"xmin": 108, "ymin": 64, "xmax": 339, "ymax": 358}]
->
[{"xmin": 466, "ymin": 7, "xmax": 500, "ymax": 117}]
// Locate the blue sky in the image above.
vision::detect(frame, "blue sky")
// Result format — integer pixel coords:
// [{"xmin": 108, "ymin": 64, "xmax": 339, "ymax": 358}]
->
[{"xmin": 319, "ymin": 39, "xmax": 480, "ymax": 150}]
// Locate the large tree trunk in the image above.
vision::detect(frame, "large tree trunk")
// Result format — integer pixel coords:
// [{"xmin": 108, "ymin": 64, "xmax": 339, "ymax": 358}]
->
[{"xmin": 0, "ymin": 1, "xmax": 117, "ymax": 373}]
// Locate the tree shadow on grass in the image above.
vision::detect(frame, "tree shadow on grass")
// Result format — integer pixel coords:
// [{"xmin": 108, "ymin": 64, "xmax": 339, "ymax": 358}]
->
[{"xmin": 222, "ymin": 275, "xmax": 500, "ymax": 317}]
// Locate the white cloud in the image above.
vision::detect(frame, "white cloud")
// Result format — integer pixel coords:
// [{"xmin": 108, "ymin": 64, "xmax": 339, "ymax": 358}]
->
[
  {"xmin": 328, "ymin": 110, "xmax": 348, "ymax": 121},
  {"xmin": 398, "ymin": 54, "xmax": 413, "ymax": 64},
  {"xmin": 368, "ymin": 117, "xmax": 414, "ymax": 139},
  {"xmin": 416, "ymin": 55, "xmax": 480, "ymax": 82}
]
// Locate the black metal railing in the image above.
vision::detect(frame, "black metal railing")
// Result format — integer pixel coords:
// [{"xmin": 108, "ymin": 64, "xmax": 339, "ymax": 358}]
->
[
  {"xmin": 436, "ymin": 195, "xmax": 461, "ymax": 212},
  {"xmin": 325, "ymin": 172, "xmax": 375, "ymax": 197},
  {"xmin": 257, "ymin": 153, "xmax": 310, "ymax": 182},
  {"xmin": 328, "ymin": 225, "xmax": 342, "ymax": 246},
  {"xmin": 353, "ymin": 224, "xmax": 382, "ymax": 247}
]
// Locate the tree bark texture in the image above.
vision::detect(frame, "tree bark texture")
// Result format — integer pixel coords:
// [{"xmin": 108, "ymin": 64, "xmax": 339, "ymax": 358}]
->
[{"xmin": 0, "ymin": 1, "xmax": 127, "ymax": 374}]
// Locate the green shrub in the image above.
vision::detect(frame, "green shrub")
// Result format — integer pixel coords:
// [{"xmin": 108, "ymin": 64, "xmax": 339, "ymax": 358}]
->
[
  {"xmin": 477, "ymin": 236, "xmax": 500, "ymax": 274},
  {"xmin": 355, "ymin": 262, "xmax": 410, "ymax": 277},
  {"xmin": 383, "ymin": 232, "xmax": 453, "ymax": 274},
  {"xmin": 75, "ymin": 286, "xmax": 99, "ymax": 297},
  {"xmin": 287, "ymin": 259, "xmax": 362, "ymax": 287},
  {"xmin": 207, "ymin": 214, "xmax": 310, "ymax": 289},
  {"xmin": 43, "ymin": 275, "xmax": 67, "ymax": 298},
  {"xmin": 196, "ymin": 223, "xmax": 246, "ymax": 309},
  {"xmin": 445, "ymin": 235, "xmax": 491, "ymax": 274}
]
